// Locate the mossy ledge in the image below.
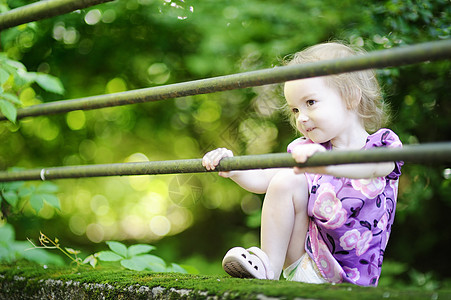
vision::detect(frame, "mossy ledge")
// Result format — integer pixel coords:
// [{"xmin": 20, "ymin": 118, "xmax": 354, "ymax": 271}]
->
[{"xmin": 1, "ymin": 262, "xmax": 449, "ymax": 300}]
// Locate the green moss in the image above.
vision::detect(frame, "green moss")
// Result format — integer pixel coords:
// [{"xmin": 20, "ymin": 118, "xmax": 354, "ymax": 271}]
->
[{"xmin": 1, "ymin": 262, "xmax": 450, "ymax": 299}]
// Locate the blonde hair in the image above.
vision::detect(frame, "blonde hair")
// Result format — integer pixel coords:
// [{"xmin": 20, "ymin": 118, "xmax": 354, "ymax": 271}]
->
[{"xmin": 285, "ymin": 42, "xmax": 389, "ymax": 132}]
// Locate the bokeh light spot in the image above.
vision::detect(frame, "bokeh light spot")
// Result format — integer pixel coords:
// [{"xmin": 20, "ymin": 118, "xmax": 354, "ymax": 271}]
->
[
  {"xmin": 86, "ymin": 223, "xmax": 104, "ymax": 243},
  {"xmin": 19, "ymin": 87, "xmax": 40, "ymax": 106},
  {"xmin": 141, "ymin": 192, "xmax": 166, "ymax": 215},
  {"xmin": 66, "ymin": 110, "xmax": 86, "ymax": 130},
  {"xmin": 125, "ymin": 152, "xmax": 149, "ymax": 163},
  {"xmin": 150, "ymin": 215, "xmax": 171, "ymax": 236},
  {"xmin": 167, "ymin": 208, "xmax": 193, "ymax": 235},
  {"xmin": 69, "ymin": 215, "xmax": 87, "ymax": 236},
  {"xmin": 79, "ymin": 139, "xmax": 97, "ymax": 161},
  {"xmin": 147, "ymin": 63, "xmax": 170, "ymax": 84},
  {"xmin": 106, "ymin": 77, "xmax": 127, "ymax": 94},
  {"xmin": 36, "ymin": 118, "xmax": 59, "ymax": 141},
  {"xmin": 194, "ymin": 101, "xmax": 221, "ymax": 123},
  {"xmin": 121, "ymin": 215, "xmax": 146, "ymax": 239},
  {"xmin": 102, "ymin": 9, "xmax": 117, "ymax": 23},
  {"xmin": 90, "ymin": 194, "xmax": 110, "ymax": 216},
  {"xmin": 85, "ymin": 9, "xmax": 102, "ymax": 25}
]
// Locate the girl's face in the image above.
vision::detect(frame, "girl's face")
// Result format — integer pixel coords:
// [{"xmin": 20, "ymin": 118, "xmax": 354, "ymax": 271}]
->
[{"xmin": 284, "ymin": 77, "xmax": 357, "ymax": 144}]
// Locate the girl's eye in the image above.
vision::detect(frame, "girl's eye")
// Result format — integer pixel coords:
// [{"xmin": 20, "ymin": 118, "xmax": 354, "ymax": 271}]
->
[
  {"xmin": 292, "ymin": 108, "xmax": 299, "ymax": 114},
  {"xmin": 306, "ymin": 100, "xmax": 316, "ymax": 107}
]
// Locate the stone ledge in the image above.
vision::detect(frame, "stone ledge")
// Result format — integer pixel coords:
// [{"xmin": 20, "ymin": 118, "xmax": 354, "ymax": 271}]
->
[
  {"xmin": 1, "ymin": 263, "xmax": 449, "ymax": 299},
  {"xmin": 0, "ymin": 276, "xmax": 216, "ymax": 299}
]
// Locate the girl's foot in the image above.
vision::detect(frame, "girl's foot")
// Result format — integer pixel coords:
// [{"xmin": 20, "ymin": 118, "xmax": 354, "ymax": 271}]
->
[{"xmin": 222, "ymin": 247, "xmax": 275, "ymax": 280}]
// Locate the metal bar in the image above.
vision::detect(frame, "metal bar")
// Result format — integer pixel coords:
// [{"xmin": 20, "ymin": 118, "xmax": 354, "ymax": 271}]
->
[
  {"xmin": 0, "ymin": 142, "xmax": 450, "ymax": 182},
  {"xmin": 0, "ymin": 0, "xmax": 114, "ymax": 30},
  {"xmin": 1, "ymin": 39, "xmax": 450, "ymax": 121}
]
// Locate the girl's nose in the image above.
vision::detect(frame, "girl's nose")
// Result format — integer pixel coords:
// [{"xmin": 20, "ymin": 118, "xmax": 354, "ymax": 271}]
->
[{"xmin": 297, "ymin": 111, "xmax": 309, "ymax": 122}]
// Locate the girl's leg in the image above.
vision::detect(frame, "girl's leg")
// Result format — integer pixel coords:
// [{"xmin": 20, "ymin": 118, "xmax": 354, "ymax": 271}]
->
[{"xmin": 260, "ymin": 169, "xmax": 309, "ymax": 279}]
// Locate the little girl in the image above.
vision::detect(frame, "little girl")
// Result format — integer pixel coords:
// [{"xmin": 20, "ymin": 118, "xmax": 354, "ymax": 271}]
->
[{"xmin": 202, "ymin": 42, "xmax": 403, "ymax": 286}]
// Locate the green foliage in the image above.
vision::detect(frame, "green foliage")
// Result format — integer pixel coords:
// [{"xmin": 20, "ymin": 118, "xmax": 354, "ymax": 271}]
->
[
  {"xmin": 0, "ymin": 223, "xmax": 64, "ymax": 265},
  {"xmin": 0, "ymin": 53, "xmax": 64, "ymax": 123},
  {"xmin": 24, "ymin": 232, "xmax": 192, "ymax": 273},
  {"xmin": 95, "ymin": 240, "xmax": 189, "ymax": 273},
  {"xmin": 0, "ymin": 180, "xmax": 60, "ymax": 218},
  {"xmin": 378, "ymin": 260, "xmax": 441, "ymax": 290}
]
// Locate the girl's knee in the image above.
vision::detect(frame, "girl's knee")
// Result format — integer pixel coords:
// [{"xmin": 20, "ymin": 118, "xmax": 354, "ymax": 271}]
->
[{"xmin": 267, "ymin": 170, "xmax": 309, "ymax": 209}]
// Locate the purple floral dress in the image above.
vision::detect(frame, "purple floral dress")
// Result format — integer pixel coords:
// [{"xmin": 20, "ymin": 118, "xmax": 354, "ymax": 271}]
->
[{"xmin": 287, "ymin": 129, "xmax": 403, "ymax": 286}]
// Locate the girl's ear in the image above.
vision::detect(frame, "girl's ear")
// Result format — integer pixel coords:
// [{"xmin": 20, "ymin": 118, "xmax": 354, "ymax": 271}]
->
[{"xmin": 347, "ymin": 86, "xmax": 362, "ymax": 110}]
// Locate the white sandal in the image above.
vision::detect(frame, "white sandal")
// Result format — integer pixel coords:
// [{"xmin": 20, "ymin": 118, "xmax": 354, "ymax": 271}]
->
[{"xmin": 222, "ymin": 247, "xmax": 275, "ymax": 280}]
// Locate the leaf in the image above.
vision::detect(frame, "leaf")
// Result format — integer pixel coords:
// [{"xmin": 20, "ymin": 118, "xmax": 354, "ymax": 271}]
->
[
  {"xmin": 18, "ymin": 187, "xmax": 32, "ymax": 198},
  {"xmin": 37, "ymin": 182, "xmax": 59, "ymax": 193},
  {"xmin": 167, "ymin": 263, "xmax": 188, "ymax": 274},
  {"xmin": 97, "ymin": 250, "xmax": 123, "ymax": 261},
  {"xmin": 127, "ymin": 244, "xmax": 155, "ymax": 257},
  {"xmin": 121, "ymin": 258, "xmax": 145, "ymax": 271},
  {"xmin": 146, "ymin": 262, "xmax": 167, "ymax": 272},
  {"xmin": 4, "ymin": 57, "xmax": 26, "ymax": 72},
  {"xmin": 40, "ymin": 194, "xmax": 61, "ymax": 210},
  {"xmin": 3, "ymin": 180, "xmax": 25, "ymax": 190},
  {"xmin": 0, "ymin": 223, "xmax": 15, "ymax": 242},
  {"xmin": 83, "ymin": 254, "xmax": 98, "ymax": 268},
  {"xmin": 106, "ymin": 241, "xmax": 128, "ymax": 257},
  {"xmin": 29, "ymin": 194, "xmax": 44, "ymax": 213},
  {"xmin": 2, "ymin": 190, "xmax": 18, "ymax": 207},
  {"xmin": 376, "ymin": 195, "xmax": 382, "ymax": 208},
  {"xmin": 326, "ymin": 233, "xmax": 336, "ymax": 254},
  {"xmin": 0, "ymin": 68, "xmax": 9, "ymax": 84},
  {"xmin": 0, "ymin": 99, "xmax": 17, "ymax": 123},
  {"xmin": 135, "ymin": 254, "xmax": 166, "ymax": 272},
  {"xmin": 65, "ymin": 247, "xmax": 81, "ymax": 255},
  {"xmin": 0, "ymin": 92, "xmax": 21, "ymax": 105},
  {"xmin": 35, "ymin": 73, "xmax": 64, "ymax": 95},
  {"xmin": 140, "ymin": 254, "xmax": 166, "ymax": 266},
  {"xmin": 177, "ymin": 264, "xmax": 199, "ymax": 275},
  {"xmin": 360, "ymin": 221, "xmax": 372, "ymax": 230},
  {"xmin": 14, "ymin": 240, "xmax": 65, "ymax": 266},
  {"xmin": 14, "ymin": 69, "xmax": 34, "ymax": 87}
]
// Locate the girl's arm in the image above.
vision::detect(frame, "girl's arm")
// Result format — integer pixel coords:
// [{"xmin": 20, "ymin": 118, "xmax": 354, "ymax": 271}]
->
[
  {"xmin": 291, "ymin": 143, "xmax": 395, "ymax": 179},
  {"xmin": 225, "ymin": 168, "xmax": 286, "ymax": 194},
  {"xmin": 295, "ymin": 162, "xmax": 395, "ymax": 179},
  {"xmin": 202, "ymin": 148, "xmax": 284, "ymax": 194}
]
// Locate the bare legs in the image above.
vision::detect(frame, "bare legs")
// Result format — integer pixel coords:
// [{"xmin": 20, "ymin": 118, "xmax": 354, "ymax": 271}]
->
[{"xmin": 260, "ymin": 169, "xmax": 310, "ymax": 279}]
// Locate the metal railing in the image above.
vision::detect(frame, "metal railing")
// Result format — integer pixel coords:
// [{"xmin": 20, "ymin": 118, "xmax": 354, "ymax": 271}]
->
[
  {"xmin": 0, "ymin": 143, "xmax": 450, "ymax": 182},
  {"xmin": 0, "ymin": 39, "xmax": 450, "ymax": 121},
  {"xmin": 0, "ymin": 0, "xmax": 450, "ymax": 183},
  {"xmin": 0, "ymin": 0, "xmax": 114, "ymax": 30}
]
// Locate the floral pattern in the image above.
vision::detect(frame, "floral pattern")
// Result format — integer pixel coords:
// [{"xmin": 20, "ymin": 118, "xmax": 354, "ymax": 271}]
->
[
  {"xmin": 316, "ymin": 239, "xmax": 342, "ymax": 283},
  {"xmin": 289, "ymin": 128, "xmax": 403, "ymax": 286},
  {"xmin": 308, "ymin": 224, "xmax": 343, "ymax": 283},
  {"xmin": 339, "ymin": 229, "xmax": 372, "ymax": 256},
  {"xmin": 343, "ymin": 266, "xmax": 361, "ymax": 282},
  {"xmin": 312, "ymin": 183, "xmax": 347, "ymax": 229},
  {"xmin": 351, "ymin": 177, "xmax": 385, "ymax": 199}
]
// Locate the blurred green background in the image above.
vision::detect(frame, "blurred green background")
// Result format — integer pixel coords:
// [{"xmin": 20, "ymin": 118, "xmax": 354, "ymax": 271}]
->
[{"xmin": 0, "ymin": 0, "xmax": 450, "ymax": 289}]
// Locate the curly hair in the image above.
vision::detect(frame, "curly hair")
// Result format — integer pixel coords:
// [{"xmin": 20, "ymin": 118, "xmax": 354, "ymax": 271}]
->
[{"xmin": 284, "ymin": 41, "xmax": 390, "ymax": 133}]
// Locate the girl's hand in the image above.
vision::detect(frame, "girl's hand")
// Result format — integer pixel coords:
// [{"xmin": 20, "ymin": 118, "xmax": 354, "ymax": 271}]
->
[
  {"xmin": 202, "ymin": 148, "xmax": 234, "ymax": 178},
  {"xmin": 291, "ymin": 143, "xmax": 326, "ymax": 174}
]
